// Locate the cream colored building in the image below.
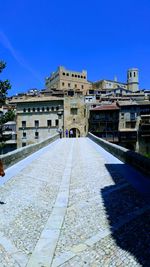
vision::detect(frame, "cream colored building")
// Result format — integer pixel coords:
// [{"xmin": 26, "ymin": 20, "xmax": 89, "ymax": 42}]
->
[
  {"xmin": 45, "ymin": 66, "xmax": 91, "ymax": 95},
  {"xmin": 64, "ymin": 95, "xmax": 87, "ymax": 137},
  {"xmin": 92, "ymin": 79, "xmax": 128, "ymax": 91},
  {"xmin": 11, "ymin": 96, "xmax": 64, "ymax": 148},
  {"xmin": 92, "ymin": 68, "xmax": 139, "ymax": 93}
]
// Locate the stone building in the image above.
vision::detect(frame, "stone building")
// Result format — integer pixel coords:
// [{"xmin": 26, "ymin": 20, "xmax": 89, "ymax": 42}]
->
[
  {"xmin": 11, "ymin": 96, "xmax": 64, "ymax": 148},
  {"xmin": 139, "ymin": 114, "xmax": 150, "ymax": 155},
  {"xmin": 64, "ymin": 95, "xmax": 87, "ymax": 137},
  {"xmin": 45, "ymin": 66, "xmax": 91, "ymax": 95},
  {"xmin": 92, "ymin": 68, "xmax": 139, "ymax": 93},
  {"xmin": 89, "ymin": 104, "xmax": 120, "ymax": 142},
  {"xmin": 88, "ymin": 99, "xmax": 150, "ymax": 153},
  {"xmin": 10, "ymin": 93, "xmax": 88, "ymax": 147},
  {"xmin": 127, "ymin": 68, "xmax": 139, "ymax": 92},
  {"xmin": 118, "ymin": 101, "xmax": 150, "ymax": 151},
  {"xmin": 8, "ymin": 65, "xmax": 149, "ymax": 156},
  {"xmin": 92, "ymin": 79, "xmax": 128, "ymax": 91}
]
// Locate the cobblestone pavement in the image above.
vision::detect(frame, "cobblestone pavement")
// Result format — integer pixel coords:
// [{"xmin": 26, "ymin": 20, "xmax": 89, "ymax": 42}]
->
[{"xmin": 0, "ymin": 138, "xmax": 150, "ymax": 267}]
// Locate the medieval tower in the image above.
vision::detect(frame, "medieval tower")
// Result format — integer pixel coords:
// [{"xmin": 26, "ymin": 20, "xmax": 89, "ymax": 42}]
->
[{"xmin": 127, "ymin": 68, "xmax": 139, "ymax": 92}]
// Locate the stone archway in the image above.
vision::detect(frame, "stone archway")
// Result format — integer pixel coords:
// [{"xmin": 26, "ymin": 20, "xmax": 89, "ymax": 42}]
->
[{"xmin": 69, "ymin": 128, "xmax": 80, "ymax": 138}]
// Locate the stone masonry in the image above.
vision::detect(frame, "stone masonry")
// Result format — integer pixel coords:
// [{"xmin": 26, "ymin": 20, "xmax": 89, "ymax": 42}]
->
[{"xmin": 0, "ymin": 138, "xmax": 150, "ymax": 266}]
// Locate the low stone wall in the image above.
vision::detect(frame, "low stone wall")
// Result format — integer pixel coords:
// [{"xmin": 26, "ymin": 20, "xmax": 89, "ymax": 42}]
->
[
  {"xmin": 0, "ymin": 134, "xmax": 59, "ymax": 169},
  {"xmin": 88, "ymin": 132, "xmax": 150, "ymax": 177}
]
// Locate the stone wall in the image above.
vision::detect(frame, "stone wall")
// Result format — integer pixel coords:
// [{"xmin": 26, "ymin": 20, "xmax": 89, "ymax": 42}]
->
[
  {"xmin": 1, "ymin": 134, "xmax": 59, "ymax": 169},
  {"xmin": 64, "ymin": 96, "xmax": 88, "ymax": 137},
  {"xmin": 88, "ymin": 132, "xmax": 150, "ymax": 177}
]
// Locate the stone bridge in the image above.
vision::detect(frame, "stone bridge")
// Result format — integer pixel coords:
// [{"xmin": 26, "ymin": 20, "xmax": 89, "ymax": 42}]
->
[{"xmin": 0, "ymin": 137, "xmax": 150, "ymax": 267}]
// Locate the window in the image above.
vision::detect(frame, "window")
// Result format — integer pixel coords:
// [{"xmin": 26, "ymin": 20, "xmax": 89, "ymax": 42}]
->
[
  {"xmin": 63, "ymin": 72, "xmax": 65, "ymax": 75},
  {"xmin": 131, "ymin": 113, "xmax": 135, "ymax": 120},
  {"xmin": 51, "ymin": 107, "xmax": 54, "ymax": 111},
  {"xmin": 22, "ymin": 132, "xmax": 26, "ymax": 138},
  {"xmin": 33, "ymin": 108, "xmax": 35, "ymax": 112},
  {"xmin": 47, "ymin": 120, "xmax": 51, "ymax": 127},
  {"xmin": 62, "ymin": 82, "xmax": 65, "ymax": 86},
  {"xmin": 84, "ymin": 76, "xmax": 86, "ymax": 79},
  {"xmin": 37, "ymin": 107, "xmax": 40, "ymax": 112},
  {"xmin": 66, "ymin": 73, "xmax": 69, "ymax": 76},
  {"xmin": 47, "ymin": 107, "xmax": 49, "ymax": 112},
  {"xmin": 42, "ymin": 107, "xmax": 45, "ymax": 112},
  {"xmin": 75, "ymin": 84, "xmax": 77, "ymax": 88},
  {"xmin": 130, "ymin": 72, "xmax": 132, "ymax": 78},
  {"xmin": 23, "ymin": 108, "xmax": 26, "ymax": 112},
  {"xmin": 81, "ymin": 85, "xmax": 84, "ymax": 89},
  {"xmin": 22, "ymin": 142, "xmax": 26, "ymax": 147},
  {"xmin": 35, "ymin": 132, "xmax": 39, "ymax": 139},
  {"xmin": 134, "ymin": 72, "xmax": 136, "ymax": 77},
  {"xmin": 68, "ymin": 83, "xmax": 71, "ymax": 87},
  {"xmin": 56, "ymin": 106, "xmax": 59, "ymax": 110},
  {"xmin": 55, "ymin": 119, "xmax": 59, "ymax": 126},
  {"xmin": 28, "ymin": 108, "xmax": 30, "ymax": 112},
  {"xmin": 72, "ymin": 74, "xmax": 74, "ymax": 77},
  {"xmin": 78, "ymin": 75, "xmax": 80, "ymax": 78},
  {"xmin": 22, "ymin": 121, "xmax": 26, "ymax": 127},
  {"xmin": 70, "ymin": 108, "xmax": 78, "ymax": 115},
  {"xmin": 35, "ymin": 120, "xmax": 39, "ymax": 127}
]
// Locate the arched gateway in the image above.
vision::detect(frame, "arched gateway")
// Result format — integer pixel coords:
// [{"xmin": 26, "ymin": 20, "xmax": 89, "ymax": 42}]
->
[{"xmin": 69, "ymin": 128, "xmax": 80, "ymax": 138}]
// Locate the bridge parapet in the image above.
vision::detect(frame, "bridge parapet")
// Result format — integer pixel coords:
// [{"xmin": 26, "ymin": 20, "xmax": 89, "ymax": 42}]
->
[
  {"xmin": 88, "ymin": 132, "xmax": 150, "ymax": 177},
  {"xmin": 0, "ymin": 133, "xmax": 59, "ymax": 169}
]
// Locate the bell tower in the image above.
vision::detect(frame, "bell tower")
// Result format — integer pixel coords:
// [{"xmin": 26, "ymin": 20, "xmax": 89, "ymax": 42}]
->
[{"xmin": 127, "ymin": 68, "xmax": 139, "ymax": 92}]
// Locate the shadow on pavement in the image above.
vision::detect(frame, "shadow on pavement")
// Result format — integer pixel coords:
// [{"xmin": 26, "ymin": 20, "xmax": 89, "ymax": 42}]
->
[{"xmin": 101, "ymin": 163, "xmax": 150, "ymax": 267}]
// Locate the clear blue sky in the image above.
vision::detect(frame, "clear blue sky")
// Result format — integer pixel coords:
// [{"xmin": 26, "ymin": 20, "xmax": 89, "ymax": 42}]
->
[{"xmin": 0, "ymin": 0, "xmax": 150, "ymax": 96}]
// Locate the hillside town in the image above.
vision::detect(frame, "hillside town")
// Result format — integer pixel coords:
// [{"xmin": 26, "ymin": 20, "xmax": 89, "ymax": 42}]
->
[{"xmin": 1, "ymin": 66, "xmax": 150, "ymax": 156}]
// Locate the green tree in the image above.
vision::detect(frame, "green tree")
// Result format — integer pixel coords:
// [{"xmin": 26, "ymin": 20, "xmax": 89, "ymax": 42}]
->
[
  {"xmin": 0, "ymin": 61, "xmax": 11, "ymax": 144},
  {"xmin": 2, "ymin": 110, "xmax": 15, "ymax": 124},
  {"xmin": 0, "ymin": 61, "xmax": 11, "ymax": 107}
]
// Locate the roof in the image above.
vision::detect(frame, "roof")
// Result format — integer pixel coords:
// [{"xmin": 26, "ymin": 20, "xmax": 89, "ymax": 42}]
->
[
  {"xmin": 90, "ymin": 104, "xmax": 120, "ymax": 111},
  {"xmin": 4, "ymin": 121, "xmax": 16, "ymax": 125},
  {"xmin": 10, "ymin": 96, "xmax": 64, "ymax": 104},
  {"xmin": 93, "ymin": 79, "xmax": 127, "ymax": 85}
]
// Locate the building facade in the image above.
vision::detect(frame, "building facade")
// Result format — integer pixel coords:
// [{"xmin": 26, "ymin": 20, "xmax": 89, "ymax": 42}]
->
[
  {"xmin": 64, "ymin": 95, "xmax": 87, "ymax": 137},
  {"xmin": 8, "ymin": 65, "xmax": 150, "ymax": 157},
  {"xmin": 45, "ymin": 66, "xmax": 91, "ymax": 95},
  {"xmin": 14, "ymin": 96, "xmax": 64, "ymax": 148},
  {"xmin": 92, "ymin": 68, "xmax": 139, "ymax": 93}
]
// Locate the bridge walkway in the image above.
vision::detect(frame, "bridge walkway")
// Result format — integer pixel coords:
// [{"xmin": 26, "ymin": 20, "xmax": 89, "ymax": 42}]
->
[{"xmin": 0, "ymin": 138, "xmax": 150, "ymax": 267}]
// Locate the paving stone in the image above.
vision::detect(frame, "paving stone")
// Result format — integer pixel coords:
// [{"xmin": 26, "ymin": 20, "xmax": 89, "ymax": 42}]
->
[{"xmin": 0, "ymin": 138, "xmax": 149, "ymax": 267}]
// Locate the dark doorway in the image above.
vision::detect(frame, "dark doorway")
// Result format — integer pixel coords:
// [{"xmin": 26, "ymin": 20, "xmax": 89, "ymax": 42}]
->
[{"xmin": 69, "ymin": 128, "xmax": 80, "ymax": 138}]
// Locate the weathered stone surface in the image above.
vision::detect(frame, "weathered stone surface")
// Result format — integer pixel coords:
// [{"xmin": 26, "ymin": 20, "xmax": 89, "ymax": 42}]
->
[{"xmin": 0, "ymin": 138, "xmax": 149, "ymax": 267}]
